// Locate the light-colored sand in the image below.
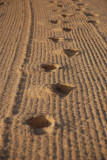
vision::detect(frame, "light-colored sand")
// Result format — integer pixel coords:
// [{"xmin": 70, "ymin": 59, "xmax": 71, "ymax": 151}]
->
[{"xmin": 0, "ymin": 0, "xmax": 107, "ymax": 159}]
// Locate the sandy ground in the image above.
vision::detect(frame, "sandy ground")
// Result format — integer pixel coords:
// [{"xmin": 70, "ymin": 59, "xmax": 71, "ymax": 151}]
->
[{"xmin": 0, "ymin": 0, "xmax": 107, "ymax": 159}]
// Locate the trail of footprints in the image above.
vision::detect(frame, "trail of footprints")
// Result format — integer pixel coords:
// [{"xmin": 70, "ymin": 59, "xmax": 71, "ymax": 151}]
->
[
  {"xmin": 22, "ymin": 0, "xmax": 99, "ymax": 133},
  {"xmin": 26, "ymin": 0, "xmax": 81, "ymax": 133},
  {"xmin": 74, "ymin": 0, "xmax": 99, "ymax": 24}
]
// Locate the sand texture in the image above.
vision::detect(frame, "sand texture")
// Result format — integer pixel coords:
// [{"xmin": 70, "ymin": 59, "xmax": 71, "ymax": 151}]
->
[{"xmin": 0, "ymin": 0, "xmax": 107, "ymax": 159}]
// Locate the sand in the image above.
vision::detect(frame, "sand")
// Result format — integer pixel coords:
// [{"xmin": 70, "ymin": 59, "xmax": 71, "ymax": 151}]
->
[{"xmin": 0, "ymin": 0, "xmax": 107, "ymax": 159}]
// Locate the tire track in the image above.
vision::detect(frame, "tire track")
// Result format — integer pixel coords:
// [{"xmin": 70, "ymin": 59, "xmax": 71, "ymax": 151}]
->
[
  {"xmin": 12, "ymin": 1, "xmax": 34, "ymax": 115},
  {"xmin": 10, "ymin": 2, "xmax": 34, "ymax": 159},
  {"xmin": 0, "ymin": 0, "xmax": 33, "ymax": 159}
]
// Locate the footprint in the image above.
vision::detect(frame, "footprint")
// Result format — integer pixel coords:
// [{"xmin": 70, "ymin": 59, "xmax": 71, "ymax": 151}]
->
[
  {"xmin": 49, "ymin": 20, "xmax": 59, "ymax": 24},
  {"xmin": 49, "ymin": 37, "xmax": 63, "ymax": 43},
  {"xmin": 57, "ymin": 4, "xmax": 63, "ymax": 7},
  {"xmin": 61, "ymin": 14, "xmax": 68, "ymax": 18},
  {"xmin": 0, "ymin": 2, "xmax": 4, "ymax": 6},
  {"xmin": 84, "ymin": 12, "xmax": 99, "ymax": 17},
  {"xmin": 87, "ymin": 20, "xmax": 100, "ymax": 24},
  {"xmin": 61, "ymin": 13, "xmax": 74, "ymax": 18},
  {"xmin": 63, "ymin": 49, "xmax": 79, "ymax": 57},
  {"xmin": 41, "ymin": 64, "xmax": 58, "ymax": 72},
  {"xmin": 49, "ymin": 83, "xmax": 74, "ymax": 97},
  {"xmin": 75, "ymin": 7, "xmax": 86, "ymax": 11},
  {"xmin": 62, "ymin": 27, "xmax": 72, "ymax": 32},
  {"xmin": 75, "ymin": 8, "xmax": 81, "ymax": 11},
  {"xmin": 26, "ymin": 114, "xmax": 55, "ymax": 135}
]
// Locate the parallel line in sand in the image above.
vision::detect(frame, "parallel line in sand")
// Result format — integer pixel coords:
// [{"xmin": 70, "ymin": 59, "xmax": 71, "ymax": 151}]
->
[
  {"xmin": 0, "ymin": 1, "xmax": 21, "ymax": 52},
  {"xmin": 82, "ymin": 25, "xmax": 106, "ymax": 72},
  {"xmin": 79, "ymin": 27, "xmax": 106, "ymax": 89},
  {"xmin": 79, "ymin": 27, "xmax": 106, "ymax": 104},
  {"xmin": 73, "ymin": 28, "xmax": 106, "ymax": 125},
  {"xmin": 71, "ymin": 29, "xmax": 106, "ymax": 157},
  {"xmin": 0, "ymin": 2, "xmax": 23, "ymax": 66},
  {"xmin": 0, "ymin": 0, "xmax": 24, "ymax": 96},
  {"xmin": 0, "ymin": 0, "xmax": 24, "ymax": 113},
  {"xmin": 64, "ymin": 35, "xmax": 99, "ymax": 159}
]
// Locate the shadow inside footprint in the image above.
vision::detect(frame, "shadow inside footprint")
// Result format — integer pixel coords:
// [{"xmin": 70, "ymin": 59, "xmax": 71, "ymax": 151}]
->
[
  {"xmin": 63, "ymin": 49, "xmax": 79, "ymax": 57},
  {"xmin": 26, "ymin": 115, "xmax": 51, "ymax": 129},
  {"xmin": 49, "ymin": 20, "xmax": 58, "ymax": 24},
  {"xmin": 41, "ymin": 64, "xmax": 57, "ymax": 72},
  {"xmin": 49, "ymin": 37, "xmax": 63, "ymax": 43},
  {"xmin": 50, "ymin": 83, "xmax": 74, "ymax": 97},
  {"xmin": 57, "ymin": 4, "xmax": 63, "ymax": 7},
  {"xmin": 61, "ymin": 14, "xmax": 68, "ymax": 18},
  {"xmin": 75, "ymin": 8, "xmax": 81, "ymax": 11},
  {"xmin": 26, "ymin": 114, "xmax": 55, "ymax": 135},
  {"xmin": 62, "ymin": 28, "xmax": 72, "ymax": 32},
  {"xmin": 84, "ymin": 12, "xmax": 94, "ymax": 16},
  {"xmin": 87, "ymin": 20, "xmax": 98, "ymax": 24},
  {"xmin": 0, "ymin": 2, "xmax": 4, "ymax": 6}
]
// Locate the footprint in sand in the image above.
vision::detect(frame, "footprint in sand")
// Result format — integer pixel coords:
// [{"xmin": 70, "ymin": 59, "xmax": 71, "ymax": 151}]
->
[
  {"xmin": 41, "ymin": 63, "xmax": 58, "ymax": 72},
  {"xmin": 49, "ymin": 83, "xmax": 74, "ymax": 97},
  {"xmin": 75, "ymin": 8, "xmax": 85, "ymax": 11},
  {"xmin": 57, "ymin": 4, "xmax": 63, "ymax": 7},
  {"xmin": 54, "ymin": 48, "xmax": 79, "ymax": 58},
  {"xmin": 61, "ymin": 13, "xmax": 75, "ymax": 18},
  {"xmin": 63, "ymin": 49, "xmax": 79, "ymax": 58},
  {"xmin": 61, "ymin": 14, "xmax": 69, "ymax": 18},
  {"xmin": 0, "ymin": 2, "xmax": 4, "ymax": 6},
  {"xmin": 49, "ymin": 37, "xmax": 64, "ymax": 43},
  {"xmin": 87, "ymin": 20, "xmax": 100, "ymax": 24},
  {"xmin": 84, "ymin": 11, "xmax": 99, "ymax": 17},
  {"xmin": 26, "ymin": 114, "xmax": 55, "ymax": 135},
  {"xmin": 49, "ymin": 20, "xmax": 59, "ymax": 24},
  {"xmin": 62, "ymin": 27, "xmax": 72, "ymax": 32},
  {"xmin": 0, "ymin": 1, "xmax": 7, "ymax": 6}
]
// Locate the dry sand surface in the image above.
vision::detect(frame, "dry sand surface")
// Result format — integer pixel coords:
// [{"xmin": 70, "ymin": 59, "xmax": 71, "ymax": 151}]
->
[{"xmin": 0, "ymin": 0, "xmax": 107, "ymax": 159}]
